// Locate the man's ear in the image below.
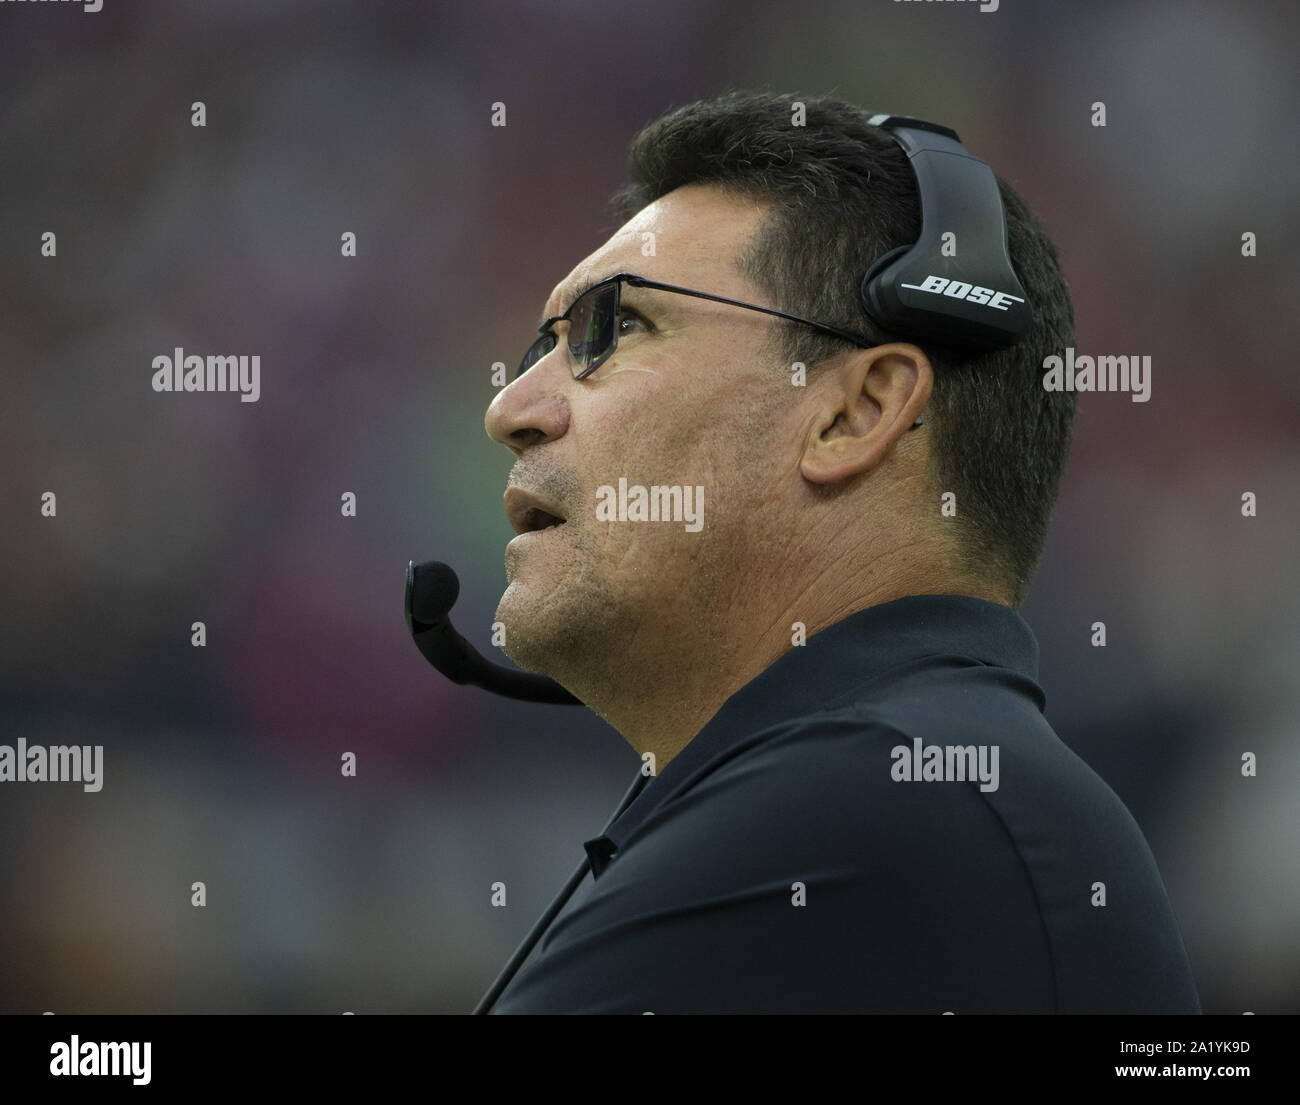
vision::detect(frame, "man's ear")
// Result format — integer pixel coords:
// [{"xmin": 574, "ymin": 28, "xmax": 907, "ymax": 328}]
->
[{"xmin": 800, "ymin": 343, "xmax": 932, "ymax": 486}]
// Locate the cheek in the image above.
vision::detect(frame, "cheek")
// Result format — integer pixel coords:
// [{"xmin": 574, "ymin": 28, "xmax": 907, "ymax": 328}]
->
[
  {"xmin": 571, "ymin": 384, "xmax": 661, "ymax": 484},
  {"xmin": 569, "ymin": 372, "xmax": 744, "ymax": 564}
]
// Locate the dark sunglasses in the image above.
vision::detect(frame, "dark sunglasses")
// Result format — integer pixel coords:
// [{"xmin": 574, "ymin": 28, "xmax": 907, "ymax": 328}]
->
[{"xmin": 519, "ymin": 272, "xmax": 882, "ymax": 381}]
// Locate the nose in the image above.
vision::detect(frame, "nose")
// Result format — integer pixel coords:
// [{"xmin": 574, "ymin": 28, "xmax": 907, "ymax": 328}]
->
[{"xmin": 485, "ymin": 355, "xmax": 571, "ymax": 453}]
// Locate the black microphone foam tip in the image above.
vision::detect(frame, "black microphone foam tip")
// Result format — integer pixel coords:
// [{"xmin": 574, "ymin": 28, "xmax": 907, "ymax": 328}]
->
[{"xmin": 410, "ymin": 560, "xmax": 460, "ymax": 624}]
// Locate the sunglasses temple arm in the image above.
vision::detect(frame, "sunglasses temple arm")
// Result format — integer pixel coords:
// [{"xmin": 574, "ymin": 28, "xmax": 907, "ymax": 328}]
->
[{"xmin": 626, "ymin": 278, "xmax": 874, "ymax": 348}]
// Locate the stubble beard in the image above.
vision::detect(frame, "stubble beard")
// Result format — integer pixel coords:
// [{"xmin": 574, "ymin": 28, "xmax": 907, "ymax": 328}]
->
[{"xmin": 497, "ymin": 519, "xmax": 625, "ymax": 690}]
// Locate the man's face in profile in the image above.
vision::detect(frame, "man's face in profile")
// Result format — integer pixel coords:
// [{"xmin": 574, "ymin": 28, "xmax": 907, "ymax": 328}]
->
[{"xmin": 484, "ymin": 185, "xmax": 791, "ymax": 689}]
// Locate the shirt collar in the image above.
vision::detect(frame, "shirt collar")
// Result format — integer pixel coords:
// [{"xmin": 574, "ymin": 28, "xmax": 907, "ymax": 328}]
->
[{"xmin": 589, "ymin": 594, "xmax": 1041, "ymax": 869}]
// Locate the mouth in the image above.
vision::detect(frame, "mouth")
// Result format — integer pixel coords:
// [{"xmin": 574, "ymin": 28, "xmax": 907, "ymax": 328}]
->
[{"xmin": 504, "ymin": 486, "xmax": 569, "ymax": 537}]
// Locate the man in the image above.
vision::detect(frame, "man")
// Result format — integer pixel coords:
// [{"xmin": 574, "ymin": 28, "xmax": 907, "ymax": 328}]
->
[{"xmin": 482, "ymin": 91, "xmax": 1200, "ymax": 1013}]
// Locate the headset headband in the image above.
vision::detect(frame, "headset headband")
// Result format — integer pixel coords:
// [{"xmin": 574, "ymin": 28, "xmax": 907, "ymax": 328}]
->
[{"xmin": 858, "ymin": 113, "xmax": 1032, "ymax": 350}]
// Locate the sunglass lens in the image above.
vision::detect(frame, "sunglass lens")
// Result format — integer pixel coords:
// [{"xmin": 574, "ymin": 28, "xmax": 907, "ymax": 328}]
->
[
  {"xmin": 567, "ymin": 283, "xmax": 618, "ymax": 377},
  {"xmin": 517, "ymin": 332, "xmax": 557, "ymax": 378}
]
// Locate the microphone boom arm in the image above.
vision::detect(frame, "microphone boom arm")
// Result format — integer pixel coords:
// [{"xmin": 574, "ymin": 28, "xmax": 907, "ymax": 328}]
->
[{"xmin": 405, "ymin": 560, "xmax": 582, "ymax": 705}]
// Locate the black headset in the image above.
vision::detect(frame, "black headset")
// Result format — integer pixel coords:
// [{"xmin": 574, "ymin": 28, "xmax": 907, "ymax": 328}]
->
[
  {"xmin": 858, "ymin": 113, "xmax": 1032, "ymax": 350},
  {"xmin": 407, "ymin": 113, "xmax": 1032, "ymax": 1013}
]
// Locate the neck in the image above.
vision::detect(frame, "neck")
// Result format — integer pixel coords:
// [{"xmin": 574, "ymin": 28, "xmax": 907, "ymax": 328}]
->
[{"xmin": 574, "ymin": 533, "xmax": 967, "ymax": 773}]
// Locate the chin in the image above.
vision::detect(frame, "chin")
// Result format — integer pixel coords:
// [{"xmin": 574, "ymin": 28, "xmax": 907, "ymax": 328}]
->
[
  {"xmin": 498, "ymin": 563, "xmax": 614, "ymax": 682},
  {"xmin": 494, "ymin": 578, "xmax": 559, "ymax": 675}
]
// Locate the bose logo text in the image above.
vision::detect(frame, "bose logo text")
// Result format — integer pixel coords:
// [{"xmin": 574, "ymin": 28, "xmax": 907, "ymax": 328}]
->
[{"xmin": 900, "ymin": 275, "xmax": 1024, "ymax": 311}]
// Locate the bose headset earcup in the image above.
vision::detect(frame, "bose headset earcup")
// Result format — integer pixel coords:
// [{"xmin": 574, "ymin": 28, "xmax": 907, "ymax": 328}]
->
[
  {"xmin": 859, "ymin": 246, "xmax": 910, "ymax": 329},
  {"xmin": 857, "ymin": 115, "xmax": 1033, "ymax": 351}
]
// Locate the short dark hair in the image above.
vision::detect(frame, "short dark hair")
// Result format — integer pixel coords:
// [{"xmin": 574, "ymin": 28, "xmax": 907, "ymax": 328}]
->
[{"xmin": 609, "ymin": 90, "xmax": 1077, "ymax": 606}]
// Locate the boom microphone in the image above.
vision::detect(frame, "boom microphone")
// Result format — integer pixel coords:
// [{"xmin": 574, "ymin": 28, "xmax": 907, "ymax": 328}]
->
[{"xmin": 405, "ymin": 560, "xmax": 582, "ymax": 705}]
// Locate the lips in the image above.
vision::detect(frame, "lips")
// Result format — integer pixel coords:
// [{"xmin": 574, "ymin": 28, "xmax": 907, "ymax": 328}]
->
[{"xmin": 504, "ymin": 486, "xmax": 569, "ymax": 536}]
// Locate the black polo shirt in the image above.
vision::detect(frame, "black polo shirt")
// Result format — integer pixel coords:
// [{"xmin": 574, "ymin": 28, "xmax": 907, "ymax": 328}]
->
[{"xmin": 490, "ymin": 594, "xmax": 1201, "ymax": 1014}]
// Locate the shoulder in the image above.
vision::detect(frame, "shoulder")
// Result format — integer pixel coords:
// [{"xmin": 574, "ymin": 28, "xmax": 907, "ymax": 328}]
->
[{"xmin": 620, "ymin": 703, "xmax": 1037, "ymax": 901}]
